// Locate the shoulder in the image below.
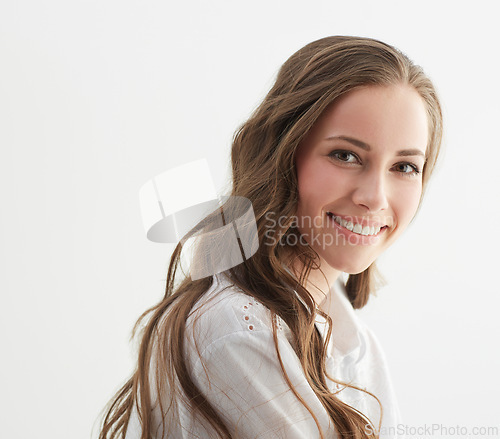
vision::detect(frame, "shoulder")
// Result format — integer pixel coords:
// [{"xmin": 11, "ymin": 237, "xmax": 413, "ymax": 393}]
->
[
  {"xmin": 185, "ymin": 274, "xmax": 279, "ymax": 339},
  {"xmin": 183, "ymin": 274, "xmax": 291, "ymax": 360}
]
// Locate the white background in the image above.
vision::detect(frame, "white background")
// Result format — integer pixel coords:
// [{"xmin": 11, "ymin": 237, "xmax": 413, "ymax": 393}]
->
[{"xmin": 1, "ymin": 1, "xmax": 499, "ymax": 438}]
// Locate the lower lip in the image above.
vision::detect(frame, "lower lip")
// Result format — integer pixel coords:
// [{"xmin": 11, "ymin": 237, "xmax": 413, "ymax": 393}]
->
[{"xmin": 328, "ymin": 214, "xmax": 387, "ymax": 246}]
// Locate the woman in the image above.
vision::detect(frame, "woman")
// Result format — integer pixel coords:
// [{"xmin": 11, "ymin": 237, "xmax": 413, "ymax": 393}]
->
[{"xmin": 98, "ymin": 36, "xmax": 442, "ymax": 439}]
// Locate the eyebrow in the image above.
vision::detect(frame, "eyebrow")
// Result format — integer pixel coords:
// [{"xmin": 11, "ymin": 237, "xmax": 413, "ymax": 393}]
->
[{"xmin": 326, "ymin": 135, "xmax": 426, "ymax": 158}]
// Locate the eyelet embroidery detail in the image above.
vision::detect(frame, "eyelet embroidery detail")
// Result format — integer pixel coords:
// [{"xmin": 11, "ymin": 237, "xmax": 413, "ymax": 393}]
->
[
  {"xmin": 240, "ymin": 299, "xmax": 284, "ymax": 333},
  {"xmin": 242, "ymin": 300, "xmax": 259, "ymax": 331},
  {"xmin": 274, "ymin": 314, "xmax": 284, "ymax": 331}
]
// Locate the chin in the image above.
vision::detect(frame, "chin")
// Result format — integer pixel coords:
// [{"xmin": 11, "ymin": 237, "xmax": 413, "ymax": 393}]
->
[
  {"xmin": 323, "ymin": 255, "xmax": 374, "ymax": 275},
  {"xmin": 344, "ymin": 265, "xmax": 372, "ymax": 275}
]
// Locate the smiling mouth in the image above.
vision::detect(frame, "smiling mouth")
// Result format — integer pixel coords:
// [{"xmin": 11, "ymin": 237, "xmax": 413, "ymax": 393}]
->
[{"xmin": 326, "ymin": 212, "xmax": 389, "ymax": 237}]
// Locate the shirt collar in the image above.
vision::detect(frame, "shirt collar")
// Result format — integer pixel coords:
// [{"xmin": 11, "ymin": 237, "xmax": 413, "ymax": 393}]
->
[
  {"xmin": 281, "ymin": 267, "xmax": 363, "ymax": 359},
  {"xmin": 314, "ymin": 278, "xmax": 363, "ymax": 359}
]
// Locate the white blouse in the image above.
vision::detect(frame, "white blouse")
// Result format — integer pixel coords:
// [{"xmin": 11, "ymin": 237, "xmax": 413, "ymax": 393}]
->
[{"xmin": 124, "ymin": 273, "xmax": 404, "ymax": 438}]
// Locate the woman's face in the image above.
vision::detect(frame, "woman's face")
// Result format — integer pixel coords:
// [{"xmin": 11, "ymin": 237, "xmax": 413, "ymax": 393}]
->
[{"xmin": 294, "ymin": 84, "xmax": 428, "ymax": 274}]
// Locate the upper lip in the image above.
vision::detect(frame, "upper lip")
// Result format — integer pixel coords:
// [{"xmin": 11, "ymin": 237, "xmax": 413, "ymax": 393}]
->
[{"xmin": 326, "ymin": 211, "xmax": 391, "ymax": 228}]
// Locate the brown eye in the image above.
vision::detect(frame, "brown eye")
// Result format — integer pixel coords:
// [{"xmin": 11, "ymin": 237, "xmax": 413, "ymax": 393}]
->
[
  {"xmin": 329, "ymin": 150, "xmax": 359, "ymax": 164},
  {"xmin": 393, "ymin": 162, "xmax": 421, "ymax": 176}
]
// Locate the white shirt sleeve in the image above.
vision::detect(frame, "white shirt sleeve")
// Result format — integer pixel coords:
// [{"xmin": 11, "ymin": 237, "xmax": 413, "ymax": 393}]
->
[
  {"xmin": 189, "ymin": 327, "xmax": 336, "ymax": 438},
  {"xmin": 183, "ymin": 288, "xmax": 336, "ymax": 439}
]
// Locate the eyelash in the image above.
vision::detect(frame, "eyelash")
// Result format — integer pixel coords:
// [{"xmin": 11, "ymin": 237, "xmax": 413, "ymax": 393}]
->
[{"xmin": 328, "ymin": 150, "xmax": 422, "ymax": 177}]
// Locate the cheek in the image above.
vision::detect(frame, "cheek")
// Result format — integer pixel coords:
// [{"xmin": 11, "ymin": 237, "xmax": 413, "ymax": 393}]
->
[
  {"xmin": 393, "ymin": 181, "xmax": 423, "ymax": 226},
  {"xmin": 296, "ymin": 162, "xmax": 346, "ymax": 215}
]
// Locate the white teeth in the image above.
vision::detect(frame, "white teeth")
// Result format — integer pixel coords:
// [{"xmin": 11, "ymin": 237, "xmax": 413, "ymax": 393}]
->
[{"xmin": 328, "ymin": 213, "xmax": 382, "ymax": 236}]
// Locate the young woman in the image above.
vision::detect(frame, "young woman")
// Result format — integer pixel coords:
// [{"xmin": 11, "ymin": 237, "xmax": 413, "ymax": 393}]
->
[{"xmin": 98, "ymin": 36, "xmax": 443, "ymax": 439}]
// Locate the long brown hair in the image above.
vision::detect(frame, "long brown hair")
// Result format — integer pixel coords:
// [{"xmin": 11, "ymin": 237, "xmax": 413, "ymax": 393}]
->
[{"xmin": 97, "ymin": 36, "xmax": 443, "ymax": 439}]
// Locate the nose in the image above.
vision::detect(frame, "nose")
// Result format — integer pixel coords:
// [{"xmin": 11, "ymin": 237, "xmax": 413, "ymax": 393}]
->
[{"xmin": 351, "ymin": 169, "xmax": 389, "ymax": 213}]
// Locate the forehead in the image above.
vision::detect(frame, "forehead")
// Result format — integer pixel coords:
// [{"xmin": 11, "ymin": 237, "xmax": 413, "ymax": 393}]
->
[{"xmin": 309, "ymin": 84, "xmax": 429, "ymax": 153}]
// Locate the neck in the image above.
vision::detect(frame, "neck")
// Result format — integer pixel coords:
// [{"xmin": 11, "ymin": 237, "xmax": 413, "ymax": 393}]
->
[{"xmin": 288, "ymin": 254, "xmax": 341, "ymax": 307}]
